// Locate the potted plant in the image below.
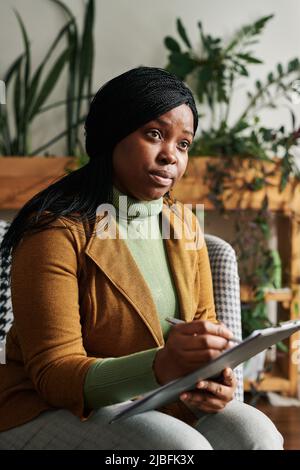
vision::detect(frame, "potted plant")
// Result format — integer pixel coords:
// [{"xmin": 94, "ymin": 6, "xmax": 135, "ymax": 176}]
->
[
  {"xmin": 163, "ymin": 15, "xmax": 300, "ymax": 383},
  {"xmin": 0, "ymin": 0, "xmax": 95, "ymax": 209},
  {"xmin": 163, "ymin": 15, "xmax": 300, "ymax": 180}
]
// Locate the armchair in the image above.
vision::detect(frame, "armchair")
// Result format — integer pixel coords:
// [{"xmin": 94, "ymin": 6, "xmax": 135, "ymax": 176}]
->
[{"xmin": 205, "ymin": 234, "xmax": 244, "ymax": 401}]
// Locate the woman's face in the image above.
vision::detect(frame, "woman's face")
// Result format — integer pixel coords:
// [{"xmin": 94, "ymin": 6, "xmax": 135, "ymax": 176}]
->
[{"xmin": 112, "ymin": 103, "xmax": 194, "ymax": 200}]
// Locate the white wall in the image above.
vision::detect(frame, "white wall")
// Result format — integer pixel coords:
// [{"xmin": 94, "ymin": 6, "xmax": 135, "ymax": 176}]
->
[{"xmin": 1, "ymin": 0, "xmax": 300, "ymax": 156}]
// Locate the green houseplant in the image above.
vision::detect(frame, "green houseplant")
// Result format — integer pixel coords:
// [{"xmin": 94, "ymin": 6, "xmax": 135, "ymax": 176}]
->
[
  {"xmin": 33, "ymin": 0, "xmax": 95, "ymax": 158},
  {"xmin": 163, "ymin": 15, "xmax": 300, "ymax": 346},
  {"xmin": 0, "ymin": 0, "xmax": 95, "ymax": 157},
  {"xmin": 0, "ymin": 11, "xmax": 71, "ymax": 156},
  {"xmin": 0, "ymin": 1, "xmax": 95, "ymax": 208},
  {"xmin": 164, "ymin": 15, "xmax": 300, "ymax": 187}
]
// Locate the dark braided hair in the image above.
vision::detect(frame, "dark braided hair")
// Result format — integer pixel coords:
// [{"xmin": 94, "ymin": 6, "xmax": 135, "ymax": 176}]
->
[{"xmin": 0, "ymin": 66, "xmax": 198, "ymax": 257}]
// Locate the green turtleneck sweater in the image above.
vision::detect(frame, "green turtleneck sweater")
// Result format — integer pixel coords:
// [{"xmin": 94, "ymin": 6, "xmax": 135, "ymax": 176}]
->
[{"xmin": 83, "ymin": 187, "xmax": 180, "ymax": 409}]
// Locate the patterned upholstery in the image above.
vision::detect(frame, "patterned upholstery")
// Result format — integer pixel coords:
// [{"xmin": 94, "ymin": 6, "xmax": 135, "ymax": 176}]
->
[
  {"xmin": 205, "ymin": 234, "xmax": 244, "ymax": 401},
  {"xmin": 0, "ymin": 220, "xmax": 13, "ymax": 340},
  {"xmin": 0, "ymin": 222, "xmax": 243, "ymax": 401}
]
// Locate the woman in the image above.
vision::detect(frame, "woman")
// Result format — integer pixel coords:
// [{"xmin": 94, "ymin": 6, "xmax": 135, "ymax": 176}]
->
[{"xmin": 0, "ymin": 66, "xmax": 283, "ymax": 450}]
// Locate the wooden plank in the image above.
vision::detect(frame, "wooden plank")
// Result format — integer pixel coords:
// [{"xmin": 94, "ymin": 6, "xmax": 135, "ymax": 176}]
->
[
  {"xmin": 173, "ymin": 157, "xmax": 300, "ymax": 215},
  {"xmin": 244, "ymin": 375, "xmax": 291, "ymax": 393},
  {"xmin": 291, "ymin": 218, "xmax": 300, "ymax": 287},
  {"xmin": 240, "ymin": 285, "xmax": 292, "ymax": 304},
  {"xmin": 0, "ymin": 157, "xmax": 77, "ymax": 209},
  {"xmin": 289, "ymin": 216, "xmax": 300, "ymax": 395}
]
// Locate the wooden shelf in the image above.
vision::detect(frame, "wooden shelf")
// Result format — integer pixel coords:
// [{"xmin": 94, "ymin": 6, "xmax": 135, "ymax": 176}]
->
[
  {"xmin": 172, "ymin": 156, "xmax": 300, "ymax": 216},
  {"xmin": 0, "ymin": 157, "xmax": 77, "ymax": 210},
  {"xmin": 244, "ymin": 374, "xmax": 291, "ymax": 393},
  {"xmin": 172, "ymin": 156, "xmax": 300, "ymax": 396},
  {"xmin": 240, "ymin": 285, "xmax": 293, "ymax": 306}
]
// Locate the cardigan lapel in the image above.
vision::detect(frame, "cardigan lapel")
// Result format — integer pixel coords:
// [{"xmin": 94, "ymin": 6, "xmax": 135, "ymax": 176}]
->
[
  {"xmin": 85, "ymin": 213, "xmax": 164, "ymax": 346},
  {"xmin": 162, "ymin": 203, "xmax": 196, "ymax": 323},
  {"xmin": 84, "ymin": 199, "xmax": 197, "ymax": 345}
]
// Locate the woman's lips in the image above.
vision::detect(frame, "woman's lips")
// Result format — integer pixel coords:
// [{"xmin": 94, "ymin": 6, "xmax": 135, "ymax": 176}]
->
[{"xmin": 148, "ymin": 172, "xmax": 173, "ymax": 187}]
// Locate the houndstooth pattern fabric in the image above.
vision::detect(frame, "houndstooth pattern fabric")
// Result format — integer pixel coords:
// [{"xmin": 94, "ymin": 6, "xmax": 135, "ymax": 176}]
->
[
  {"xmin": 0, "ymin": 222, "xmax": 243, "ymax": 400},
  {"xmin": 0, "ymin": 221, "xmax": 13, "ymax": 340},
  {"xmin": 205, "ymin": 234, "xmax": 244, "ymax": 401}
]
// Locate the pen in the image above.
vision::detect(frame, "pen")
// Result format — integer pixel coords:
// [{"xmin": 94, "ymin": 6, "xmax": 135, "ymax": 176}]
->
[{"xmin": 165, "ymin": 317, "xmax": 242, "ymax": 344}]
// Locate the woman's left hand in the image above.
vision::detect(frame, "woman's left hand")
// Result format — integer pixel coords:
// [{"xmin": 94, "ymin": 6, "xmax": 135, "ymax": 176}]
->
[{"xmin": 180, "ymin": 367, "xmax": 237, "ymax": 413}]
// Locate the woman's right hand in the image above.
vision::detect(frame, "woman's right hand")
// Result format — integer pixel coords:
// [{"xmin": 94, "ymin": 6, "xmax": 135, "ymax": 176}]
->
[{"xmin": 153, "ymin": 320, "xmax": 234, "ymax": 385}]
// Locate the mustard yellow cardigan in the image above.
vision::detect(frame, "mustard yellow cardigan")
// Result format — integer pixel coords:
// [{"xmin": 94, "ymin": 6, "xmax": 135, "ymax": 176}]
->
[{"xmin": 0, "ymin": 197, "xmax": 216, "ymax": 431}]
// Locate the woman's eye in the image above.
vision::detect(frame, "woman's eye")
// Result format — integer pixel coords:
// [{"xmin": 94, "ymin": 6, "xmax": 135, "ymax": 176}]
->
[
  {"xmin": 148, "ymin": 130, "xmax": 161, "ymax": 139},
  {"xmin": 179, "ymin": 141, "xmax": 190, "ymax": 150}
]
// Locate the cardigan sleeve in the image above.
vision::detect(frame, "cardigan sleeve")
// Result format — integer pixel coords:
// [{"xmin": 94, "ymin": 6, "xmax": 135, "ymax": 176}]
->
[
  {"xmin": 10, "ymin": 218, "xmax": 98, "ymax": 420},
  {"xmin": 83, "ymin": 347, "xmax": 162, "ymax": 409}
]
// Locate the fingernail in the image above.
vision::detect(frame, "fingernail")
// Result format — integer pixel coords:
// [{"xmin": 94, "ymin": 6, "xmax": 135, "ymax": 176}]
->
[
  {"xmin": 181, "ymin": 393, "xmax": 188, "ymax": 400},
  {"xmin": 197, "ymin": 381, "xmax": 205, "ymax": 388}
]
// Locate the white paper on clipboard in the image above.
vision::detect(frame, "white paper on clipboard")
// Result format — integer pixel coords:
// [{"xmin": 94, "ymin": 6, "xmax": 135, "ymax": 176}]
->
[{"xmin": 109, "ymin": 321, "xmax": 300, "ymax": 423}]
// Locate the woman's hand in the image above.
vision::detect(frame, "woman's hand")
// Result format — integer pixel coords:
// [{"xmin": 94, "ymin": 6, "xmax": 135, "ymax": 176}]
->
[
  {"xmin": 180, "ymin": 367, "xmax": 237, "ymax": 413},
  {"xmin": 153, "ymin": 320, "xmax": 234, "ymax": 385}
]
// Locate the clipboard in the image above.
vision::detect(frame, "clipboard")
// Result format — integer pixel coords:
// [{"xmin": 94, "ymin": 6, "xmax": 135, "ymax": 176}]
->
[{"xmin": 109, "ymin": 320, "xmax": 300, "ymax": 423}]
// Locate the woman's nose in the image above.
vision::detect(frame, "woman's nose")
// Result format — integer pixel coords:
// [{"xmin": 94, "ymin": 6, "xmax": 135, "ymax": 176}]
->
[{"xmin": 157, "ymin": 144, "xmax": 177, "ymax": 164}]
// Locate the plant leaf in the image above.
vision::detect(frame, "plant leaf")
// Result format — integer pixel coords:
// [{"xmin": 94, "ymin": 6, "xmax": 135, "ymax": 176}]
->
[
  {"xmin": 51, "ymin": 0, "xmax": 80, "ymax": 154},
  {"xmin": 29, "ymin": 48, "xmax": 70, "ymax": 119},
  {"xmin": 13, "ymin": 10, "xmax": 30, "ymax": 93},
  {"xmin": 26, "ymin": 20, "xmax": 72, "ymax": 122},
  {"xmin": 50, "ymin": 0, "xmax": 75, "ymax": 20},
  {"xmin": 236, "ymin": 53, "xmax": 263, "ymax": 64},
  {"xmin": 66, "ymin": 22, "xmax": 79, "ymax": 154},
  {"xmin": 277, "ymin": 63, "xmax": 283, "ymax": 76},
  {"xmin": 164, "ymin": 36, "xmax": 181, "ymax": 53},
  {"xmin": 76, "ymin": 0, "xmax": 95, "ymax": 125},
  {"xmin": 13, "ymin": 59, "xmax": 23, "ymax": 154},
  {"xmin": 14, "ymin": 10, "xmax": 32, "ymax": 153},
  {"xmin": 176, "ymin": 18, "xmax": 192, "ymax": 49},
  {"xmin": 166, "ymin": 52, "xmax": 197, "ymax": 79},
  {"xmin": 225, "ymin": 14, "xmax": 274, "ymax": 53},
  {"xmin": 4, "ymin": 53, "xmax": 25, "ymax": 85}
]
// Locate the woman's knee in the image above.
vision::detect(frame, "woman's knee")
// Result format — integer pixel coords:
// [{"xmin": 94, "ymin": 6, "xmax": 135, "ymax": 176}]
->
[
  {"xmin": 195, "ymin": 400, "xmax": 284, "ymax": 450},
  {"xmin": 236, "ymin": 403, "xmax": 284, "ymax": 450},
  {"xmin": 95, "ymin": 405, "xmax": 213, "ymax": 450}
]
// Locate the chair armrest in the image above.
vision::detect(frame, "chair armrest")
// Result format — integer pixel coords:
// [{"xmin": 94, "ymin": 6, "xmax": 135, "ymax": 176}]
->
[{"xmin": 205, "ymin": 234, "xmax": 244, "ymax": 402}]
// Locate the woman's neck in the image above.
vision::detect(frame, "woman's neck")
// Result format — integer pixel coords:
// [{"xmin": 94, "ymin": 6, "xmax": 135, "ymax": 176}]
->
[{"xmin": 112, "ymin": 185, "xmax": 163, "ymax": 221}]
